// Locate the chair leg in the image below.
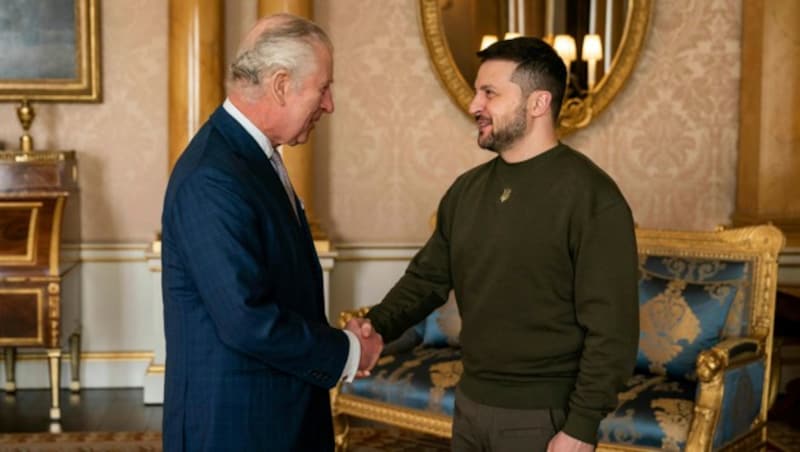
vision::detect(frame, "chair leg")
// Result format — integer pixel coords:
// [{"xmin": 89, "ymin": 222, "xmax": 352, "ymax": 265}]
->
[
  {"xmin": 47, "ymin": 348, "xmax": 61, "ymax": 421},
  {"xmin": 69, "ymin": 332, "xmax": 81, "ymax": 392},
  {"xmin": 3, "ymin": 347, "xmax": 16, "ymax": 393},
  {"xmin": 333, "ymin": 412, "xmax": 350, "ymax": 452}
]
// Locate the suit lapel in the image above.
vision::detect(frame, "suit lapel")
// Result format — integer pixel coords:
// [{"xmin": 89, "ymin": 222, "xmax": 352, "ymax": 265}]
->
[
  {"xmin": 211, "ymin": 106, "xmax": 326, "ymax": 318},
  {"xmin": 210, "ymin": 107, "xmax": 301, "ymax": 227}
]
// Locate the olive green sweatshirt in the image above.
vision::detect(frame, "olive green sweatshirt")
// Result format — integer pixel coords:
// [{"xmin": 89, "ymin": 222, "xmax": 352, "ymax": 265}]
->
[{"xmin": 366, "ymin": 143, "xmax": 639, "ymax": 444}]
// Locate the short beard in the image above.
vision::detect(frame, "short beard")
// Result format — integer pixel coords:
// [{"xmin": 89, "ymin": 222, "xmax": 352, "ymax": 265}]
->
[{"xmin": 478, "ymin": 102, "xmax": 528, "ymax": 152}]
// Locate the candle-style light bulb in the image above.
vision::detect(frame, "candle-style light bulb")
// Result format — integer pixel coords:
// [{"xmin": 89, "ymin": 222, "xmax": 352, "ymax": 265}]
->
[{"xmin": 581, "ymin": 34, "xmax": 603, "ymax": 91}]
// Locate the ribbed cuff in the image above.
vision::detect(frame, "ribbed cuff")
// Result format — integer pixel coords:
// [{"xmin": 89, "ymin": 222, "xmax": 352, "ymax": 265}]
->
[{"xmin": 562, "ymin": 410, "xmax": 601, "ymax": 445}]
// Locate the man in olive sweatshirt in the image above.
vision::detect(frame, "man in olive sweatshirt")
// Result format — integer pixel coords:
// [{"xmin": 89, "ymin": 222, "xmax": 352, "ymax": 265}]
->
[{"xmin": 349, "ymin": 38, "xmax": 639, "ymax": 451}]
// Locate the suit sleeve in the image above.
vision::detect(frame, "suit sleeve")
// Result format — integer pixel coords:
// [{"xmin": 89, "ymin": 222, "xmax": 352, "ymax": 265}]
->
[{"xmin": 167, "ymin": 166, "xmax": 348, "ymax": 389}]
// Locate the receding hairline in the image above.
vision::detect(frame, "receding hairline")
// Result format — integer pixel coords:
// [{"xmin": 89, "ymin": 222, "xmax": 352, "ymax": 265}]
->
[
  {"xmin": 227, "ymin": 13, "xmax": 333, "ymax": 98},
  {"xmin": 238, "ymin": 13, "xmax": 332, "ymax": 56}
]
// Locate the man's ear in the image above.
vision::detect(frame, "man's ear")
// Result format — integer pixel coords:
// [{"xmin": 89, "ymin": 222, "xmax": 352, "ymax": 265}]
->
[
  {"xmin": 268, "ymin": 70, "xmax": 291, "ymax": 106},
  {"xmin": 527, "ymin": 90, "xmax": 552, "ymax": 118}
]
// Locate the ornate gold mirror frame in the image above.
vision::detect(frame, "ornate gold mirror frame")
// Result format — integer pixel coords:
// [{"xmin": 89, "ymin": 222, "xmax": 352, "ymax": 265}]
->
[{"xmin": 419, "ymin": 0, "xmax": 651, "ymax": 136}]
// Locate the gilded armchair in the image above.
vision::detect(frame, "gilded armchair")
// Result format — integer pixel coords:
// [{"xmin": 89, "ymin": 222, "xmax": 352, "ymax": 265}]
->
[
  {"xmin": 330, "ymin": 225, "xmax": 785, "ymax": 452},
  {"xmin": 597, "ymin": 225, "xmax": 784, "ymax": 451}
]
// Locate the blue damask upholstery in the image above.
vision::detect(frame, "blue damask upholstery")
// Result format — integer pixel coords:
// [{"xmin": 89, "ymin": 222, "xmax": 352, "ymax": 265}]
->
[
  {"xmin": 341, "ymin": 346, "xmax": 462, "ymax": 416},
  {"xmin": 640, "ymin": 256, "xmax": 752, "ymax": 338},
  {"xmin": 712, "ymin": 360, "xmax": 764, "ymax": 449},
  {"xmin": 636, "ymin": 257, "xmax": 748, "ymax": 380},
  {"xmin": 598, "ymin": 374, "xmax": 697, "ymax": 450}
]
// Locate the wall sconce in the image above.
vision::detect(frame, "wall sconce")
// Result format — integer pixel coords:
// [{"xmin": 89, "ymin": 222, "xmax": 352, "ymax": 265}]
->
[
  {"xmin": 504, "ymin": 32, "xmax": 523, "ymax": 40},
  {"xmin": 480, "ymin": 34, "xmax": 498, "ymax": 50},
  {"xmin": 581, "ymin": 34, "xmax": 603, "ymax": 90},
  {"xmin": 553, "ymin": 34, "xmax": 577, "ymax": 76}
]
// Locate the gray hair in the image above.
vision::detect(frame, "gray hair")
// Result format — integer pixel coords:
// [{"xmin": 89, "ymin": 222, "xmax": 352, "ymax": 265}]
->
[{"xmin": 228, "ymin": 14, "xmax": 331, "ymax": 97}]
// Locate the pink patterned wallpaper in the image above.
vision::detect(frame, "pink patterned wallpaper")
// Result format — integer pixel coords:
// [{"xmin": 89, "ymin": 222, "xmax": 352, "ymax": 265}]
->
[
  {"xmin": 0, "ymin": 0, "xmax": 741, "ymax": 244},
  {"xmin": 315, "ymin": 0, "xmax": 743, "ymax": 243},
  {"xmin": 0, "ymin": 1, "xmax": 168, "ymax": 243}
]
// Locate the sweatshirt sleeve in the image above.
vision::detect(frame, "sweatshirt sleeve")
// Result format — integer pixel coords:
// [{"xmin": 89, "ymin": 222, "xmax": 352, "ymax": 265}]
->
[
  {"xmin": 563, "ymin": 201, "xmax": 640, "ymax": 444},
  {"xmin": 365, "ymin": 191, "xmax": 455, "ymax": 342}
]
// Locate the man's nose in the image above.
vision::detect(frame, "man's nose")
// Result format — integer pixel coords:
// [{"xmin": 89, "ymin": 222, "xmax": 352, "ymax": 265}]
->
[
  {"xmin": 468, "ymin": 95, "xmax": 482, "ymax": 116},
  {"xmin": 321, "ymin": 88, "xmax": 334, "ymax": 114}
]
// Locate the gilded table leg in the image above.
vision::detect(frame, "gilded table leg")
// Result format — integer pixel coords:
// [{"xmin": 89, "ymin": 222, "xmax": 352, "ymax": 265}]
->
[
  {"xmin": 47, "ymin": 348, "xmax": 61, "ymax": 420},
  {"xmin": 333, "ymin": 412, "xmax": 350, "ymax": 452},
  {"xmin": 69, "ymin": 332, "xmax": 81, "ymax": 392},
  {"xmin": 3, "ymin": 347, "xmax": 16, "ymax": 393}
]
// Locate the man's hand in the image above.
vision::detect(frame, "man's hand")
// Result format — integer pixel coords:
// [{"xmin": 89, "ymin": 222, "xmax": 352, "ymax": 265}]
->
[
  {"xmin": 345, "ymin": 318, "xmax": 383, "ymax": 377},
  {"xmin": 547, "ymin": 432, "xmax": 594, "ymax": 452}
]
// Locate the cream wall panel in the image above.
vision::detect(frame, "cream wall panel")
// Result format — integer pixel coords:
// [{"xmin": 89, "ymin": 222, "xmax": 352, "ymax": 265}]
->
[
  {"xmin": 0, "ymin": 357, "xmax": 151, "ymax": 390},
  {"xmin": 328, "ymin": 245, "xmax": 419, "ymax": 321},
  {"xmin": 79, "ymin": 251, "xmax": 156, "ymax": 353}
]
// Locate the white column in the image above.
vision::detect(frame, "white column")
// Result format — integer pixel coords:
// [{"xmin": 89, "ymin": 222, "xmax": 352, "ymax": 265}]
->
[{"xmin": 508, "ymin": 0, "xmax": 515, "ymax": 33}]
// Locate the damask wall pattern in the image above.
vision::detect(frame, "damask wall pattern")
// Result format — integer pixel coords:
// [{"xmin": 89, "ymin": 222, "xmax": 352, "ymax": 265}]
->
[
  {"xmin": 0, "ymin": 1, "xmax": 741, "ymax": 244},
  {"xmin": 316, "ymin": 0, "xmax": 743, "ymax": 243},
  {"xmin": 0, "ymin": 1, "xmax": 168, "ymax": 242}
]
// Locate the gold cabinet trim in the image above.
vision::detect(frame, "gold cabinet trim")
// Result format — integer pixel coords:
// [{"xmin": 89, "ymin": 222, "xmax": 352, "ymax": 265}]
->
[
  {"xmin": 0, "ymin": 202, "xmax": 42, "ymax": 265},
  {"xmin": 49, "ymin": 197, "xmax": 65, "ymax": 276},
  {"xmin": 0, "ymin": 288, "xmax": 43, "ymax": 345}
]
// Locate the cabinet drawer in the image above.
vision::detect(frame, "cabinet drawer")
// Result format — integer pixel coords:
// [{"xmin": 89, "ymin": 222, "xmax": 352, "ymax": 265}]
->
[{"xmin": 0, "ymin": 287, "xmax": 45, "ymax": 346}]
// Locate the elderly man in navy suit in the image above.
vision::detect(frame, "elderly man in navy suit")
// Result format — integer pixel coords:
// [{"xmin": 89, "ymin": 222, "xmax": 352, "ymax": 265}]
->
[{"xmin": 161, "ymin": 14, "xmax": 383, "ymax": 451}]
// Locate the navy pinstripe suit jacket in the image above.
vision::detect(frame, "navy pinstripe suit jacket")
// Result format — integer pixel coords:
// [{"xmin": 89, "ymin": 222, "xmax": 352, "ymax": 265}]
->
[{"xmin": 161, "ymin": 106, "xmax": 347, "ymax": 451}]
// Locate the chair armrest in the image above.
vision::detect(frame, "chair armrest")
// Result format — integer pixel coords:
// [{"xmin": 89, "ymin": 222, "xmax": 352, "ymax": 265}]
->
[
  {"xmin": 688, "ymin": 338, "xmax": 767, "ymax": 450},
  {"xmin": 337, "ymin": 306, "xmax": 372, "ymax": 328},
  {"xmin": 696, "ymin": 337, "xmax": 762, "ymax": 383}
]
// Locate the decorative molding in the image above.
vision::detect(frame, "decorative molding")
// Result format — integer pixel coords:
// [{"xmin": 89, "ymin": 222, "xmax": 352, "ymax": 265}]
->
[
  {"xmin": 8, "ymin": 351, "xmax": 154, "ymax": 362},
  {"xmin": 333, "ymin": 244, "xmax": 421, "ymax": 262},
  {"xmin": 62, "ymin": 243, "xmax": 149, "ymax": 262}
]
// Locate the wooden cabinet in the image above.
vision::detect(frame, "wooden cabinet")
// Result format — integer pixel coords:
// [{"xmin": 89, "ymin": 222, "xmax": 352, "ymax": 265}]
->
[{"xmin": 0, "ymin": 150, "xmax": 80, "ymax": 423}]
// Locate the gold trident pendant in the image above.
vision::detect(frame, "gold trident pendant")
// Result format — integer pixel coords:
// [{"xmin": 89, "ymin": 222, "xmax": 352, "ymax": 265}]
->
[{"xmin": 500, "ymin": 188, "xmax": 512, "ymax": 203}]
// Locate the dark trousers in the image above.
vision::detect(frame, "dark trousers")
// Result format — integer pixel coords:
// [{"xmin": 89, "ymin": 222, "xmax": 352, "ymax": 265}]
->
[{"xmin": 452, "ymin": 387, "xmax": 566, "ymax": 452}]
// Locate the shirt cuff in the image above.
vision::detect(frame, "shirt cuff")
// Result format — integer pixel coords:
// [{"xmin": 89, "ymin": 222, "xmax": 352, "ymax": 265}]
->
[{"xmin": 340, "ymin": 329, "xmax": 361, "ymax": 383}]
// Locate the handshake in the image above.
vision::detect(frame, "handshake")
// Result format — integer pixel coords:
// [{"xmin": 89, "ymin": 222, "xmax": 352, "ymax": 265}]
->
[{"xmin": 345, "ymin": 318, "xmax": 384, "ymax": 378}]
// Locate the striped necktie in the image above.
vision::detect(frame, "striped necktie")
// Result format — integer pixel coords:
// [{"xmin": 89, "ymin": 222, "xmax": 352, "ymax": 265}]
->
[{"xmin": 269, "ymin": 149, "xmax": 299, "ymax": 222}]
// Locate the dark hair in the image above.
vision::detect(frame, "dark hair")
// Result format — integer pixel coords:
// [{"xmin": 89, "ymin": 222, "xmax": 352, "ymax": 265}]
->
[{"xmin": 476, "ymin": 37, "xmax": 567, "ymax": 122}]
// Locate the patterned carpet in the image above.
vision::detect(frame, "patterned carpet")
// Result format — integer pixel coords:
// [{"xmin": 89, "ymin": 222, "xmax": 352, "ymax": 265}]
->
[
  {"xmin": 0, "ymin": 424, "xmax": 797, "ymax": 451},
  {"xmin": 349, "ymin": 427, "xmax": 449, "ymax": 451},
  {"xmin": 0, "ymin": 428, "xmax": 449, "ymax": 452}
]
